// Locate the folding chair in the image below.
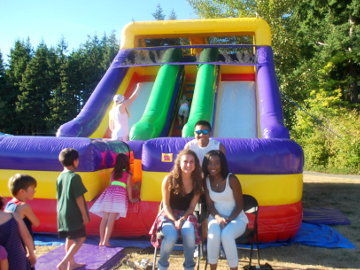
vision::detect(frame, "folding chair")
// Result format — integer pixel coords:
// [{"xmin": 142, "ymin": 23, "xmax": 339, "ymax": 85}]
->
[
  {"xmin": 204, "ymin": 194, "xmax": 261, "ymax": 270},
  {"xmin": 239, "ymin": 194, "xmax": 261, "ymax": 269},
  {"xmin": 152, "ymin": 202, "xmax": 203, "ymax": 270}
]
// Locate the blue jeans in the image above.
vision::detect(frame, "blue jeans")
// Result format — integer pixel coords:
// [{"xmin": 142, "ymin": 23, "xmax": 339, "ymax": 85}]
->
[{"xmin": 158, "ymin": 220, "xmax": 196, "ymax": 270}]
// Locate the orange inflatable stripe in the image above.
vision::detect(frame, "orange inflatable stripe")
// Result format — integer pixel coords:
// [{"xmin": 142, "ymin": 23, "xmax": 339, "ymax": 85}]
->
[{"xmin": 221, "ymin": 73, "xmax": 256, "ymax": 81}]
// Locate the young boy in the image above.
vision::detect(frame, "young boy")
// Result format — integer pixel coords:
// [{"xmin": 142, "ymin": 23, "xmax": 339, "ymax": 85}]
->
[
  {"xmin": 184, "ymin": 120, "xmax": 226, "ymax": 165},
  {"xmin": 5, "ymin": 174, "xmax": 40, "ymax": 257},
  {"xmin": 56, "ymin": 148, "xmax": 89, "ymax": 270}
]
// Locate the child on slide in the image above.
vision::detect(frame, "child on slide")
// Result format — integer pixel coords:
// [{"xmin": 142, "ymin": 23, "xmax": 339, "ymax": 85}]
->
[
  {"xmin": 178, "ymin": 95, "xmax": 189, "ymax": 125},
  {"xmin": 89, "ymin": 153, "xmax": 138, "ymax": 246}
]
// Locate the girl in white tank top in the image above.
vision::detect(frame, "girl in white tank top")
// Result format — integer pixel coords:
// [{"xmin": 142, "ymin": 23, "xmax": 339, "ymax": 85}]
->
[{"xmin": 203, "ymin": 150, "xmax": 248, "ymax": 269}]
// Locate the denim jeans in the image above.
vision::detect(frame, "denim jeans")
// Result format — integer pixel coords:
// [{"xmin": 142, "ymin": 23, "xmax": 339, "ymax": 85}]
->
[
  {"xmin": 207, "ymin": 214, "xmax": 247, "ymax": 268},
  {"xmin": 158, "ymin": 220, "xmax": 196, "ymax": 270}
]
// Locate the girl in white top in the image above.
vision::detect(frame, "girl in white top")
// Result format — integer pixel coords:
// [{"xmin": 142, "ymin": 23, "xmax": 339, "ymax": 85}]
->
[
  {"xmin": 203, "ymin": 150, "xmax": 248, "ymax": 270},
  {"xmin": 109, "ymin": 84, "xmax": 140, "ymax": 141}
]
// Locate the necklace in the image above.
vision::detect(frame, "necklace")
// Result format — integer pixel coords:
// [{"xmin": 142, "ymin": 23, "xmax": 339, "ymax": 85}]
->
[{"xmin": 214, "ymin": 179, "xmax": 222, "ymax": 188}]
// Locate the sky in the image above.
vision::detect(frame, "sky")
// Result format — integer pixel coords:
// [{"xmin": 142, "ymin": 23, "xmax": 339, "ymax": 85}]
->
[{"xmin": 0, "ymin": 0, "xmax": 198, "ymax": 62}]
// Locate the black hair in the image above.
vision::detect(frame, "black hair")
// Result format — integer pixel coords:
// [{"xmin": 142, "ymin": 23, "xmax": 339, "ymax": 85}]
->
[
  {"xmin": 202, "ymin": 150, "xmax": 229, "ymax": 179},
  {"xmin": 194, "ymin": 120, "xmax": 212, "ymax": 131},
  {"xmin": 58, "ymin": 148, "xmax": 79, "ymax": 167},
  {"xmin": 8, "ymin": 174, "xmax": 37, "ymax": 196},
  {"xmin": 113, "ymin": 153, "xmax": 131, "ymax": 179}
]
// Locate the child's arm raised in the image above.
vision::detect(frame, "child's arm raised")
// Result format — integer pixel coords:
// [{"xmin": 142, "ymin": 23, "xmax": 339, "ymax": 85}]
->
[{"xmin": 75, "ymin": 196, "xmax": 89, "ymax": 225}]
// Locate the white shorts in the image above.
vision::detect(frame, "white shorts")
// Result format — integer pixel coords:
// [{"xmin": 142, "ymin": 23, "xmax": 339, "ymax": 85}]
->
[{"xmin": 178, "ymin": 103, "xmax": 189, "ymax": 117}]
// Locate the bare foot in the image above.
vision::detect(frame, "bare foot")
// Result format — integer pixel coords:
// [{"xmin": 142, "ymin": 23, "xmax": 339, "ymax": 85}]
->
[
  {"xmin": 56, "ymin": 262, "xmax": 67, "ymax": 270},
  {"xmin": 69, "ymin": 262, "xmax": 86, "ymax": 270},
  {"xmin": 104, "ymin": 242, "xmax": 111, "ymax": 247}
]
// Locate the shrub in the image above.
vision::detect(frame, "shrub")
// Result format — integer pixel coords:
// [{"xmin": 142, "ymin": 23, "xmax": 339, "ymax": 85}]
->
[{"xmin": 291, "ymin": 89, "xmax": 360, "ymax": 174}]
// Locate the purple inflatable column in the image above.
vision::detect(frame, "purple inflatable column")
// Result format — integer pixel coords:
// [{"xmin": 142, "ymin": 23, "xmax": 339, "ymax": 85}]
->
[{"xmin": 256, "ymin": 46, "xmax": 289, "ymax": 139}]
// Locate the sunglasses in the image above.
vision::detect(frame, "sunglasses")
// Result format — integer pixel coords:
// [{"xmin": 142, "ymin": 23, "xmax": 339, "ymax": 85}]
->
[{"xmin": 195, "ymin": 130, "xmax": 209, "ymax": 135}]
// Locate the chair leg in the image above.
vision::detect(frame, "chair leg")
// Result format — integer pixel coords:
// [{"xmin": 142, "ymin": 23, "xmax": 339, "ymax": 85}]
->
[
  {"xmin": 248, "ymin": 242, "xmax": 254, "ymax": 267},
  {"xmin": 256, "ymin": 242, "xmax": 261, "ymax": 266},
  {"xmin": 197, "ymin": 244, "xmax": 200, "ymax": 270},
  {"xmin": 152, "ymin": 246, "xmax": 158, "ymax": 270},
  {"xmin": 204, "ymin": 243, "xmax": 208, "ymax": 270}
]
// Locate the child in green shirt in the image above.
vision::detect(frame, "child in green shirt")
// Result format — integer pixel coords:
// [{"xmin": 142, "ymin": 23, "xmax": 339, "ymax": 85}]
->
[{"xmin": 56, "ymin": 148, "xmax": 89, "ymax": 270}]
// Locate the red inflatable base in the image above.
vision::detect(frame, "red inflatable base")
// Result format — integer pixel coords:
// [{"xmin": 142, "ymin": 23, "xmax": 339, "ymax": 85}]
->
[{"xmin": 11, "ymin": 198, "xmax": 301, "ymax": 242}]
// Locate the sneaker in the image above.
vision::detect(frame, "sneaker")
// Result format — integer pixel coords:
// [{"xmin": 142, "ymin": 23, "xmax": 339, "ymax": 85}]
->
[
  {"xmin": 194, "ymin": 245, "xmax": 206, "ymax": 258},
  {"xmin": 194, "ymin": 248, "xmax": 199, "ymax": 258}
]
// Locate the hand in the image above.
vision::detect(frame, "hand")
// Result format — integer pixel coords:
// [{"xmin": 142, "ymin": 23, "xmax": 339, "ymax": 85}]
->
[
  {"xmin": 27, "ymin": 252, "xmax": 36, "ymax": 267},
  {"xmin": 174, "ymin": 216, "xmax": 185, "ymax": 230},
  {"xmin": 215, "ymin": 215, "xmax": 228, "ymax": 228}
]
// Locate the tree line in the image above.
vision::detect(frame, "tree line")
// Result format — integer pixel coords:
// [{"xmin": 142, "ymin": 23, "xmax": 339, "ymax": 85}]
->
[
  {"xmin": 187, "ymin": 0, "xmax": 359, "ymax": 173},
  {"xmin": 0, "ymin": 5, "xmax": 175, "ymax": 136},
  {"xmin": 0, "ymin": 33, "xmax": 118, "ymax": 135}
]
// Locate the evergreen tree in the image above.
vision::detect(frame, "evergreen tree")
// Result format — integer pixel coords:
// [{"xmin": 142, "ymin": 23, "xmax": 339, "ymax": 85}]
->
[
  {"xmin": 292, "ymin": 0, "xmax": 360, "ymax": 104},
  {"xmin": 100, "ymin": 31, "xmax": 119, "ymax": 71},
  {"xmin": 152, "ymin": 4, "xmax": 166, "ymax": 20},
  {"xmin": 0, "ymin": 51, "xmax": 9, "ymax": 132},
  {"xmin": 16, "ymin": 42, "xmax": 57, "ymax": 134},
  {"xmin": 47, "ymin": 38, "xmax": 79, "ymax": 131},
  {"xmin": 4, "ymin": 39, "xmax": 33, "ymax": 134},
  {"xmin": 168, "ymin": 9, "xmax": 177, "ymax": 20},
  {"xmin": 71, "ymin": 34, "xmax": 110, "ymax": 107}
]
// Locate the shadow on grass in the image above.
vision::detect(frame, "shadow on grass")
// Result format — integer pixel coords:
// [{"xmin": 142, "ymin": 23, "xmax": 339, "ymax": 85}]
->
[{"xmin": 258, "ymin": 182, "xmax": 360, "ymax": 269}]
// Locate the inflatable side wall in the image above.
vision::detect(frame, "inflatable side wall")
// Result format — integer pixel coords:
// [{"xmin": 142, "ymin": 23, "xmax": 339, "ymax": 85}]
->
[{"xmin": 140, "ymin": 137, "xmax": 303, "ymax": 242}]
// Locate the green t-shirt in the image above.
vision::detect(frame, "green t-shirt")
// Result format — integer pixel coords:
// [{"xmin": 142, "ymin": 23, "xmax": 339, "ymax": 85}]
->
[{"xmin": 56, "ymin": 171, "xmax": 88, "ymax": 232}]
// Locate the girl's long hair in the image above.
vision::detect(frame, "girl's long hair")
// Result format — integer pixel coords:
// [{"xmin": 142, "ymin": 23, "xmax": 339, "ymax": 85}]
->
[
  {"xmin": 113, "ymin": 153, "xmax": 130, "ymax": 179},
  {"xmin": 168, "ymin": 149, "xmax": 203, "ymax": 196}
]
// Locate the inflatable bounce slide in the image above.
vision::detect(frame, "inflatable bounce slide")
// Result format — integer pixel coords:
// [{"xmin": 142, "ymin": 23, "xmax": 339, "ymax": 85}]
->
[{"xmin": 0, "ymin": 18, "xmax": 303, "ymax": 242}]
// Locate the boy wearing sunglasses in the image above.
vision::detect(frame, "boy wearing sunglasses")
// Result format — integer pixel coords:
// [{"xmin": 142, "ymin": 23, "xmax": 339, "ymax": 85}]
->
[
  {"xmin": 184, "ymin": 120, "xmax": 226, "ymax": 165},
  {"xmin": 184, "ymin": 120, "xmax": 226, "ymax": 258}
]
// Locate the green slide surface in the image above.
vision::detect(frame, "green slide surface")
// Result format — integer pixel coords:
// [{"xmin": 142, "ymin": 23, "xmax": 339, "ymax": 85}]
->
[
  {"xmin": 129, "ymin": 49, "xmax": 182, "ymax": 140},
  {"xmin": 182, "ymin": 48, "xmax": 219, "ymax": 137}
]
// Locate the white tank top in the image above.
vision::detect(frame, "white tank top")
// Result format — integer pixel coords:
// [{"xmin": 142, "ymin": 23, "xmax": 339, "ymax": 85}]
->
[
  {"xmin": 110, "ymin": 105, "xmax": 128, "ymax": 139},
  {"xmin": 206, "ymin": 173, "xmax": 248, "ymax": 222},
  {"xmin": 185, "ymin": 138, "xmax": 220, "ymax": 165}
]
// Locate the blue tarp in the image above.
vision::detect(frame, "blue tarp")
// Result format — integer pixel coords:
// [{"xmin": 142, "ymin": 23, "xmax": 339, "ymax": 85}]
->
[
  {"xmin": 290, "ymin": 223, "xmax": 355, "ymax": 249},
  {"xmin": 303, "ymin": 207, "xmax": 351, "ymax": 225}
]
